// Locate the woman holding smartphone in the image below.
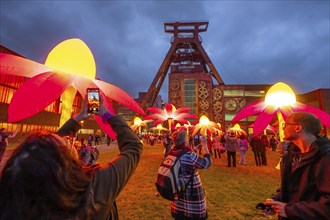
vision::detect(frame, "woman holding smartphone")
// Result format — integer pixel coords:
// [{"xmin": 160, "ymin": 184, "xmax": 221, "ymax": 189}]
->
[{"xmin": 0, "ymin": 93, "xmax": 143, "ymax": 220}]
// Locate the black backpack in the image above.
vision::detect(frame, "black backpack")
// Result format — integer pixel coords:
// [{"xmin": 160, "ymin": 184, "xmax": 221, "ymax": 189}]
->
[{"xmin": 155, "ymin": 149, "xmax": 194, "ymax": 201}]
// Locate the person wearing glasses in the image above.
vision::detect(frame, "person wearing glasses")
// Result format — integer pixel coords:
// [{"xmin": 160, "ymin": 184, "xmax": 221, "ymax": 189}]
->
[{"xmin": 263, "ymin": 112, "xmax": 330, "ymax": 219}]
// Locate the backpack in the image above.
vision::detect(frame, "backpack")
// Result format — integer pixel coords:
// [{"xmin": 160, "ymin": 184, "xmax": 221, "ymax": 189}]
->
[{"xmin": 155, "ymin": 149, "xmax": 193, "ymax": 201}]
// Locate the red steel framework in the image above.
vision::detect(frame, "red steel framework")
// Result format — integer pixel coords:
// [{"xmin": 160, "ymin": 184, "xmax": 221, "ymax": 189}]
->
[{"xmin": 140, "ymin": 21, "xmax": 224, "ymax": 110}]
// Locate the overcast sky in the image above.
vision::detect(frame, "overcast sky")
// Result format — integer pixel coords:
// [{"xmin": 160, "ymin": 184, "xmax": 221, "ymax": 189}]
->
[{"xmin": 1, "ymin": 1, "xmax": 329, "ymax": 102}]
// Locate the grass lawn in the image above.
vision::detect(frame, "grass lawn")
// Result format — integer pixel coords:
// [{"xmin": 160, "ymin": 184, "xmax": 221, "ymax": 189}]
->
[{"xmin": 98, "ymin": 143, "xmax": 280, "ymax": 220}]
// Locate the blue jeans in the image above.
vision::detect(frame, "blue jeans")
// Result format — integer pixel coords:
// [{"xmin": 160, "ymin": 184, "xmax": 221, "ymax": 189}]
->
[{"xmin": 239, "ymin": 150, "xmax": 247, "ymax": 165}]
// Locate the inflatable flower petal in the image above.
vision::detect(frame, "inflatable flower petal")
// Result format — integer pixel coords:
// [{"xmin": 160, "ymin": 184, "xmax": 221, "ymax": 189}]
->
[
  {"xmin": 252, "ymin": 105, "xmax": 277, "ymax": 135},
  {"xmin": 0, "ymin": 38, "xmax": 146, "ymax": 139},
  {"xmin": 291, "ymin": 102, "xmax": 330, "ymax": 127},
  {"xmin": 231, "ymin": 101, "xmax": 266, "ymax": 122},
  {"xmin": 144, "ymin": 103, "xmax": 197, "ymax": 128},
  {"xmin": 192, "ymin": 115, "xmax": 220, "ymax": 137},
  {"xmin": 8, "ymin": 71, "xmax": 75, "ymax": 122},
  {"xmin": 232, "ymin": 82, "xmax": 330, "ymax": 137},
  {"xmin": 0, "ymin": 53, "xmax": 51, "ymax": 77}
]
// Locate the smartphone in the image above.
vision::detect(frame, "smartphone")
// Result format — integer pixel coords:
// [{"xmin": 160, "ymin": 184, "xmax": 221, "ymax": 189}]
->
[
  {"xmin": 256, "ymin": 203, "xmax": 275, "ymax": 215},
  {"xmin": 87, "ymin": 88, "xmax": 100, "ymax": 113}
]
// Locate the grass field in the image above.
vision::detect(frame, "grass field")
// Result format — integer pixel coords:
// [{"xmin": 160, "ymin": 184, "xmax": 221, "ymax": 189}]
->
[{"xmin": 98, "ymin": 143, "xmax": 280, "ymax": 220}]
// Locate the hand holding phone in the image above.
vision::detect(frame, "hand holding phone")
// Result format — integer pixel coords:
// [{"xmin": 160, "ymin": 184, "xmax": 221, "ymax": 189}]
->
[
  {"xmin": 256, "ymin": 202, "xmax": 275, "ymax": 216},
  {"xmin": 87, "ymin": 88, "xmax": 100, "ymax": 114}
]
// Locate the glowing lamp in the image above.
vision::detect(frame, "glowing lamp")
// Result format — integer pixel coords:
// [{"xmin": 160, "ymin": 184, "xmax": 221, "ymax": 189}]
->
[
  {"xmin": 151, "ymin": 124, "xmax": 168, "ymax": 135},
  {"xmin": 233, "ymin": 81, "xmax": 330, "ymax": 141},
  {"xmin": 45, "ymin": 39, "xmax": 98, "ymax": 126},
  {"xmin": 233, "ymin": 124, "xmax": 241, "ymax": 129},
  {"xmin": 164, "ymin": 105, "xmax": 176, "ymax": 119},
  {"xmin": 200, "ymin": 115, "xmax": 210, "ymax": 125},
  {"xmin": 265, "ymin": 82, "xmax": 296, "ymax": 107},
  {"xmin": 45, "ymin": 39, "xmax": 96, "ymax": 79},
  {"xmin": 134, "ymin": 117, "xmax": 142, "ymax": 126}
]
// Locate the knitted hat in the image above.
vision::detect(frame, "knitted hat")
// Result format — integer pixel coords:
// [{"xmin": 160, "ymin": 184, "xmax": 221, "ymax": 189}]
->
[{"xmin": 172, "ymin": 130, "xmax": 187, "ymax": 146}]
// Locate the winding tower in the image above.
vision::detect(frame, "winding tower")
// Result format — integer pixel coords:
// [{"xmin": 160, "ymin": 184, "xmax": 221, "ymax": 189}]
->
[{"xmin": 141, "ymin": 21, "xmax": 225, "ymax": 122}]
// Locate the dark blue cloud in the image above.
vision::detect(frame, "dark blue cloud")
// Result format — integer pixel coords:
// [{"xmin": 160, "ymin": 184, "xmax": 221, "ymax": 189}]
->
[{"xmin": 1, "ymin": 1, "xmax": 329, "ymax": 100}]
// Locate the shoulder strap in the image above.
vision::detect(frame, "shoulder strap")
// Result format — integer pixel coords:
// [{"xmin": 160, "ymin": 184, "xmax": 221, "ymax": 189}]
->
[{"xmin": 169, "ymin": 149, "xmax": 188, "ymax": 158}]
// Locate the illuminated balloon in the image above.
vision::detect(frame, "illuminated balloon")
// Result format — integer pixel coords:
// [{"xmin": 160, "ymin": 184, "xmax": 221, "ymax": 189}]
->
[
  {"xmin": 232, "ymin": 82, "xmax": 330, "ymax": 138},
  {"xmin": 1, "ymin": 38, "xmax": 145, "ymax": 139},
  {"xmin": 144, "ymin": 103, "xmax": 197, "ymax": 134}
]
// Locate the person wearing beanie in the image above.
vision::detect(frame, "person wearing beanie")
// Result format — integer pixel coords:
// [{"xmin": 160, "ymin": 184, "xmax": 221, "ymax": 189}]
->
[
  {"xmin": 169, "ymin": 129, "xmax": 212, "ymax": 220},
  {"xmin": 225, "ymin": 131, "xmax": 240, "ymax": 167}
]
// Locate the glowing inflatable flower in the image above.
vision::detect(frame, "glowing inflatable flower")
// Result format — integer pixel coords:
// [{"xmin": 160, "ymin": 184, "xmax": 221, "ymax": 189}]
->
[
  {"xmin": 227, "ymin": 124, "xmax": 247, "ymax": 137},
  {"xmin": 192, "ymin": 115, "xmax": 221, "ymax": 149},
  {"xmin": 144, "ymin": 103, "xmax": 197, "ymax": 133},
  {"xmin": 0, "ymin": 38, "xmax": 145, "ymax": 139},
  {"xmin": 192, "ymin": 115, "xmax": 221, "ymax": 137},
  {"xmin": 232, "ymin": 82, "xmax": 330, "ymax": 139},
  {"xmin": 130, "ymin": 117, "xmax": 153, "ymax": 134},
  {"xmin": 149, "ymin": 124, "xmax": 169, "ymax": 135}
]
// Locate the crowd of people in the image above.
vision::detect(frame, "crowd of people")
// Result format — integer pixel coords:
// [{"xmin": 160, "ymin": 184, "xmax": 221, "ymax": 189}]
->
[
  {"xmin": 0, "ymin": 97, "xmax": 329, "ymax": 220},
  {"xmin": 153, "ymin": 112, "xmax": 329, "ymax": 219},
  {"xmin": 152, "ymin": 129, "xmax": 279, "ymax": 169}
]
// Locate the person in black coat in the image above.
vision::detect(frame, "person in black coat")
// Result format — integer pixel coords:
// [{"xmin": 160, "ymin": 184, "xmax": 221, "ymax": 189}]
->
[{"xmin": 264, "ymin": 112, "xmax": 330, "ymax": 219}]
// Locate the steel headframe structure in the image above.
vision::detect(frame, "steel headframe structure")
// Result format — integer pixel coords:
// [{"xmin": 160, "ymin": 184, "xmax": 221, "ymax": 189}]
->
[{"xmin": 140, "ymin": 21, "xmax": 224, "ymax": 110}]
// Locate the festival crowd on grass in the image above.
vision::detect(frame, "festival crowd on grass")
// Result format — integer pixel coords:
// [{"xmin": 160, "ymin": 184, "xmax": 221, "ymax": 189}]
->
[{"xmin": 0, "ymin": 95, "xmax": 329, "ymax": 220}]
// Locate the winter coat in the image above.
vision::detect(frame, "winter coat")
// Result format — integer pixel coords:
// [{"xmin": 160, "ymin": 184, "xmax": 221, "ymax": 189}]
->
[
  {"xmin": 239, "ymin": 139, "xmax": 249, "ymax": 151},
  {"xmin": 271, "ymin": 135, "xmax": 330, "ymax": 220},
  {"xmin": 57, "ymin": 116, "xmax": 143, "ymax": 220},
  {"xmin": 250, "ymin": 136, "xmax": 263, "ymax": 153},
  {"xmin": 170, "ymin": 146, "xmax": 211, "ymax": 219},
  {"xmin": 225, "ymin": 135, "xmax": 239, "ymax": 152}
]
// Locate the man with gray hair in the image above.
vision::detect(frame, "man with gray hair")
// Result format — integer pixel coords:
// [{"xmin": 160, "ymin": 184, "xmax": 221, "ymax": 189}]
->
[{"xmin": 264, "ymin": 112, "xmax": 330, "ymax": 219}]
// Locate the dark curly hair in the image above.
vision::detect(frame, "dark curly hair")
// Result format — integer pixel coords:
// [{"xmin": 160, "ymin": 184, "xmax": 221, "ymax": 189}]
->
[{"xmin": 0, "ymin": 132, "xmax": 92, "ymax": 220}]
